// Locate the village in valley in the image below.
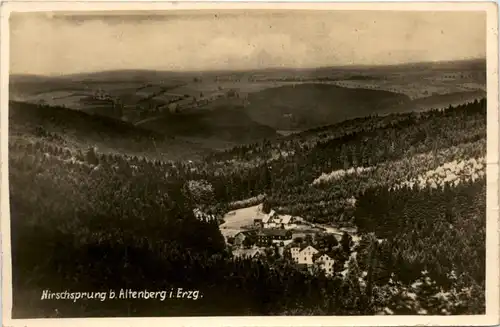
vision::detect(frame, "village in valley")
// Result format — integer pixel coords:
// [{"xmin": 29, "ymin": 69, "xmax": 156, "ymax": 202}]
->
[{"xmin": 218, "ymin": 204, "xmax": 360, "ymax": 277}]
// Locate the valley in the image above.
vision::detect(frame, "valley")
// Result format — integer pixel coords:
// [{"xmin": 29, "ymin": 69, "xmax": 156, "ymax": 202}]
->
[
  {"xmin": 7, "ymin": 59, "xmax": 488, "ymax": 317},
  {"xmin": 8, "ymin": 93, "xmax": 487, "ymax": 317}
]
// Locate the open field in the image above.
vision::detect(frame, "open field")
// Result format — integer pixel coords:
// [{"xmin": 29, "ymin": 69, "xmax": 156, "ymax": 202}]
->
[
  {"xmin": 10, "ymin": 60, "xmax": 486, "ymax": 143},
  {"xmin": 219, "ymin": 201, "xmax": 350, "ymax": 243},
  {"xmin": 219, "ymin": 204, "xmax": 266, "ymax": 239}
]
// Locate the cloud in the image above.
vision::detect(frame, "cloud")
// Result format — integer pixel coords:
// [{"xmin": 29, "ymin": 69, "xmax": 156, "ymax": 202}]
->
[{"xmin": 10, "ymin": 11, "xmax": 486, "ymax": 75}]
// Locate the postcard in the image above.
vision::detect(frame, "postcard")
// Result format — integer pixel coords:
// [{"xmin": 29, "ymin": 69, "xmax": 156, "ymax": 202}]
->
[{"xmin": 1, "ymin": 1, "xmax": 499, "ymax": 326}]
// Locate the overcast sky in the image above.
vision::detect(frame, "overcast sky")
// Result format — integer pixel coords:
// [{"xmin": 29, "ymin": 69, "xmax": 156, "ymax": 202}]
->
[{"xmin": 10, "ymin": 10, "xmax": 486, "ymax": 76}]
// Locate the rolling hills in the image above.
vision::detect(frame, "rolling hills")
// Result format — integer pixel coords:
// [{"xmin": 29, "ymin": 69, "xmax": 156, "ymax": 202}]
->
[{"xmin": 9, "ymin": 59, "xmax": 486, "ymax": 149}]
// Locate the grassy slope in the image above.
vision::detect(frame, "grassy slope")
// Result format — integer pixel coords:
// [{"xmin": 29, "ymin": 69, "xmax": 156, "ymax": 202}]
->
[{"xmin": 244, "ymin": 84, "xmax": 411, "ymax": 130}]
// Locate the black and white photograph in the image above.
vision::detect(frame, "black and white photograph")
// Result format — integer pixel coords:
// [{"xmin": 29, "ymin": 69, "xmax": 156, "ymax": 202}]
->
[{"xmin": 1, "ymin": 2, "xmax": 499, "ymax": 325}]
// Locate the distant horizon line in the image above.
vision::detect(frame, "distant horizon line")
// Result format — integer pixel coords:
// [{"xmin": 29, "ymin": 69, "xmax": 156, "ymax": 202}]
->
[{"xmin": 10, "ymin": 57, "xmax": 486, "ymax": 79}]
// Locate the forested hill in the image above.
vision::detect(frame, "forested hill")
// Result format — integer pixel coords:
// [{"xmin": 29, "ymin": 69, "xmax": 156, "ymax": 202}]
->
[
  {"xmin": 9, "ymin": 100, "xmax": 209, "ymax": 160},
  {"xmin": 199, "ymin": 99, "xmax": 485, "ymax": 217},
  {"xmin": 243, "ymin": 83, "xmax": 411, "ymax": 130},
  {"xmin": 9, "ymin": 98, "xmax": 486, "ymax": 317}
]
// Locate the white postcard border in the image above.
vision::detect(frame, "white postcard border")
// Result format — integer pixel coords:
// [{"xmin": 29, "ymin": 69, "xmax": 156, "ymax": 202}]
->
[{"xmin": 1, "ymin": 2, "xmax": 498, "ymax": 326}]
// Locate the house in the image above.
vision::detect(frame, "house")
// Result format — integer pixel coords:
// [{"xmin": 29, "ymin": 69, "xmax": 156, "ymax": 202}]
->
[
  {"xmin": 233, "ymin": 230, "xmax": 257, "ymax": 247},
  {"xmin": 280, "ymin": 215, "xmax": 298, "ymax": 230},
  {"xmin": 290, "ymin": 245, "xmax": 319, "ymax": 265},
  {"xmin": 280, "ymin": 215, "xmax": 292, "ymax": 225},
  {"xmin": 192, "ymin": 208, "xmax": 216, "ymax": 222},
  {"xmin": 313, "ymin": 253, "xmax": 335, "ymax": 276},
  {"xmin": 261, "ymin": 214, "xmax": 271, "ymax": 227},
  {"xmin": 290, "ymin": 245, "xmax": 335, "ymax": 275},
  {"xmin": 290, "ymin": 247, "xmax": 301, "ymax": 261},
  {"xmin": 262, "ymin": 210, "xmax": 298, "ymax": 229},
  {"xmin": 256, "ymin": 229, "xmax": 292, "ymax": 246},
  {"xmin": 262, "ymin": 210, "xmax": 277, "ymax": 228}
]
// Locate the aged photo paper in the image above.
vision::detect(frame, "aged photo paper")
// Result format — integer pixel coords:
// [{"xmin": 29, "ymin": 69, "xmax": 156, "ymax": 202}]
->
[{"xmin": 1, "ymin": 1, "xmax": 499, "ymax": 327}]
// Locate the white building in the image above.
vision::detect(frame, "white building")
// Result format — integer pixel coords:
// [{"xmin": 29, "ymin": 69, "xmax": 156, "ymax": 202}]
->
[
  {"xmin": 192, "ymin": 208, "xmax": 216, "ymax": 221},
  {"xmin": 290, "ymin": 245, "xmax": 335, "ymax": 275},
  {"xmin": 291, "ymin": 245, "xmax": 319, "ymax": 265},
  {"xmin": 261, "ymin": 214, "xmax": 273, "ymax": 228},
  {"xmin": 281, "ymin": 215, "xmax": 298, "ymax": 230},
  {"xmin": 262, "ymin": 210, "xmax": 298, "ymax": 229},
  {"xmin": 313, "ymin": 253, "xmax": 335, "ymax": 276}
]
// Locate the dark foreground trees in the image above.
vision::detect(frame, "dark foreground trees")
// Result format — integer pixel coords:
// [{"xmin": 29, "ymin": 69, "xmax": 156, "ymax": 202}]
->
[
  {"xmin": 9, "ymin": 147, "xmax": 373, "ymax": 317},
  {"xmin": 8, "ymin": 99, "xmax": 486, "ymax": 317}
]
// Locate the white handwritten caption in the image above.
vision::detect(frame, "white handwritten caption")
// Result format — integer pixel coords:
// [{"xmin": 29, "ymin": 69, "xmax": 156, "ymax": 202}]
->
[{"xmin": 40, "ymin": 288, "xmax": 203, "ymax": 302}]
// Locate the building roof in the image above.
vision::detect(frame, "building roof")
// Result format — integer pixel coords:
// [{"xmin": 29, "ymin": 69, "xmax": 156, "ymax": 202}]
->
[
  {"xmin": 313, "ymin": 252, "xmax": 333, "ymax": 262},
  {"xmin": 192, "ymin": 208, "xmax": 215, "ymax": 220},
  {"xmin": 280, "ymin": 215, "xmax": 293, "ymax": 224},
  {"xmin": 235, "ymin": 230, "xmax": 257, "ymax": 238},
  {"xmin": 289, "ymin": 243, "xmax": 314, "ymax": 251},
  {"xmin": 312, "ymin": 253, "xmax": 322, "ymax": 261},
  {"xmin": 300, "ymin": 245, "xmax": 319, "ymax": 254},
  {"xmin": 257, "ymin": 229, "xmax": 292, "ymax": 237}
]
